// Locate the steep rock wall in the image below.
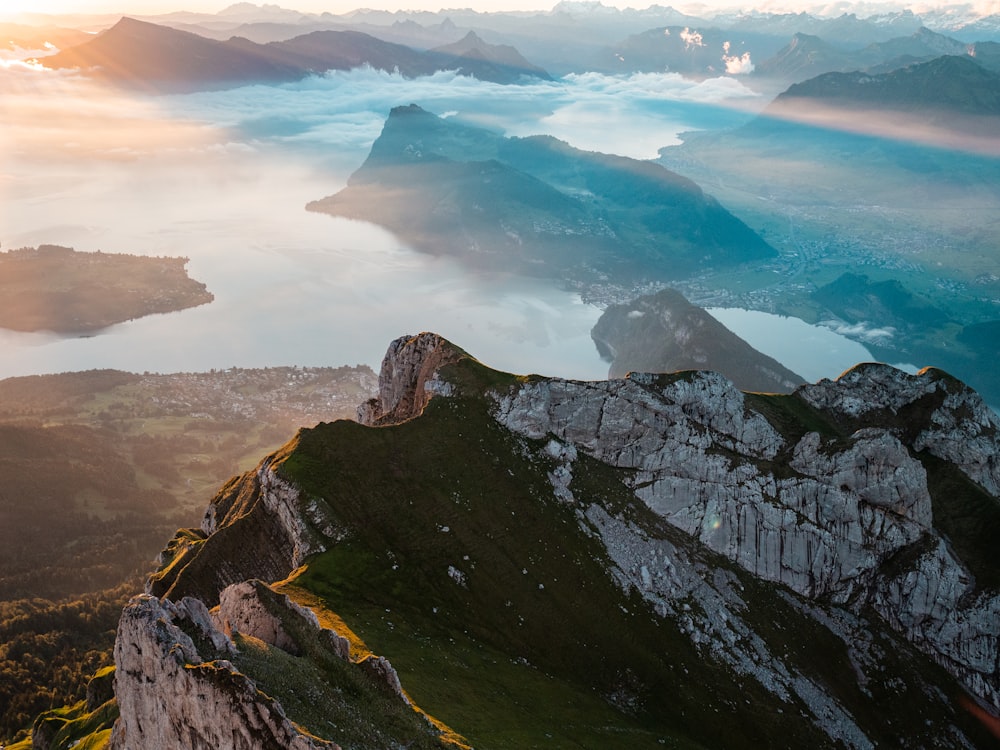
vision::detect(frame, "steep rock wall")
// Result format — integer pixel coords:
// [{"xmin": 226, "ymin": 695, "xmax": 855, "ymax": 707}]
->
[
  {"xmin": 486, "ymin": 362, "xmax": 1000, "ymax": 709},
  {"xmin": 110, "ymin": 594, "xmax": 336, "ymax": 750},
  {"xmin": 357, "ymin": 332, "xmax": 461, "ymax": 426},
  {"xmin": 151, "ymin": 456, "xmax": 345, "ymax": 607}
]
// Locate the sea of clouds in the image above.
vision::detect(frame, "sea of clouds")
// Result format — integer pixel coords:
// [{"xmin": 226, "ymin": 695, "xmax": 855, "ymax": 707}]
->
[{"xmin": 0, "ymin": 64, "xmax": 779, "ymax": 380}]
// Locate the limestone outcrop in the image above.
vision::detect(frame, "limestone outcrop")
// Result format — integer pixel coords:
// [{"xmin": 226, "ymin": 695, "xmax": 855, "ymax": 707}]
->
[
  {"xmin": 109, "ymin": 579, "xmax": 417, "ymax": 749},
  {"xmin": 357, "ymin": 332, "xmax": 461, "ymax": 426},
  {"xmin": 214, "ymin": 580, "xmax": 350, "ymax": 660},
  {"xmin": 109, "ymin": 594, "xmax": 337, "ymax": 750},
  {"xmin": 491, "ymin": 360, "xmax": 1000, "ymax": 712},
  {"xmin": 149, "ymin": 455, "xmax": 345, "ymax": 607}
]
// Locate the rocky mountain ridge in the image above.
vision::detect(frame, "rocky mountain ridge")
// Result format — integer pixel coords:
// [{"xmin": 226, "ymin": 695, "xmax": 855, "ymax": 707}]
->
[{"xmin": 38, "ymin": 333, "xmax": 1000, "ymax": 749}]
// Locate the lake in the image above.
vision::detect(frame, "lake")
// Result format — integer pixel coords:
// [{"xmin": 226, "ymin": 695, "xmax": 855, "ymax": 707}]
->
[{"xmin": 707, "ymin": 307, "xmax": 918, "ymax": 383}]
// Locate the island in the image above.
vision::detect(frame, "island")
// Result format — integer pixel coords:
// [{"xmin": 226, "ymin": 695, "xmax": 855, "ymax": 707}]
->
[{"xmin": 0, "ymin": 244, "xmax": 213, "ymax": 334}]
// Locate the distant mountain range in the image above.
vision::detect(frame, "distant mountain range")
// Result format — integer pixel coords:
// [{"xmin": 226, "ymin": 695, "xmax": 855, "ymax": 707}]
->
[
  {"xmin": 42, "ymin": 16, "xmax": 550, "ymax": 92},
  {"xmin": 599, "ymin": 25, "xmax": 764, "ymax": 77},
  {"xmin": 30, "ymin": 5, "xmax": 1000, "ymax": 85},
  {"xmin": 765, "ymin": 55, "xmax": 1000, "ymax": 135},
  {"xmin": 790, "ymin": 52, "xmax": 999, "ymax": 109},
  {"xmin": 35, "ymin": 1, "xmax": 995, "ymax": 78},
  {"xmin": 429, "ymin": 30, "xmax": 551, "ymax": 83},
  {"xmin": 755, "ymin": 26, "xmax": 975, "ymax": 81},
  {"xmin": 307, "ymin": 104, "xmax": 774, "ymax": 283}
]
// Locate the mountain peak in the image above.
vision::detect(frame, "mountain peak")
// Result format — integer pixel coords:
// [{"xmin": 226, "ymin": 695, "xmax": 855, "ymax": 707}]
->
[
  {"xmin": 356, "ymin": 332, "xmax": 466, "ymax": 426},
  {"xmin": 429, "ymin": 30, "xmax": 551, "ymax": 82},
  {"xmin": 388, "ymin": 102, "xmax": 431, "ymax": 118}
]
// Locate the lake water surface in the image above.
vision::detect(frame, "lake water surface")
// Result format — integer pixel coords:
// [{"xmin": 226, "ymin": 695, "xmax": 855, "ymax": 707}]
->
[{"xmin": 707, "ymin": 307, "xmax": 917, "ymax": 383}]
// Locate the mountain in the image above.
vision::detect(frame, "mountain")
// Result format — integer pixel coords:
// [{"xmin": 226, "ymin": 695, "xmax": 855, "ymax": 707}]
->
[
  {"xmin": 859, "ymin": 25, "xmax": 968, "ymax": 64},
  {"xmin": 753, "ymin": 32, "xmax": 856, "ymax": 81},
  {"xmin": 773, "ymin": 55, "xmax": 1000, "ymax": 121},
  {"xmin": 33, "ymin": 332, "xmax": 1000, "ymax": 748},
  {"xmin": 168, "ymin": 16, "xmax": 470, "ymax": 48},
  {"xmin": 657, "ymin": 55, "xmax": 1000, "ymax": 407},
  {"xmin": 756, "ymin": 54, "xmax": 1000, "ymax": 158},
  {"xmin": 599, "ymin": 24, "xmax": 764, "ymax": 76},
  {"xmin": 717, "ymin": 10, "xmax": 924, "ymax": 47},
  {"xmin": 755, "ymin": 27, "xmax": 973, "ymax": 82},
  {"xmin": 42, "ymin": 16, "xmax": 548, "ymax": 92},
  {"xmin": 251, "ymin": 29, "xmax": 438, "ymax": 77},
  {"xmin": 43, "ymin": 17, "xmax": 301, "ymax": 91},
  {"xmin": 970, "ymin": 40, "xmax": 1000, "ymax": 72},
  {"xmin": 812, "ymin": 272, "xmax": 952, "ymax": 334},
  {"xmin": 428, "ymin": 30, "xmax": 551, "ymax": 82},
  {"xmin": 591, "ymin": 287, "xmax": 805, "ymax": 391},
  {"xmin": 307, "ymin": 104, "xmax": 774, "ymax": 282}
]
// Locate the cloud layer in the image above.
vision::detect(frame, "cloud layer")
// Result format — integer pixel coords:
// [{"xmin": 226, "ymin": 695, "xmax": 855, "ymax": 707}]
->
[{"xmin": 1, "ymin": 65, "xmax": 761, "ymax": 379}]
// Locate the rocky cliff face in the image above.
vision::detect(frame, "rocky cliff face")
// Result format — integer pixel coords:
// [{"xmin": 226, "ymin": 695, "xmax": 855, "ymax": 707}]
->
[
  {"xmin": 110, "ymin": 593, "xmax": 336, "ymax": 750},
  {"xmin": 98, "ymin": 332, "xmax": 1000, "ymax": 749},
  {"xmin": 109, "ymin": 577, "xmax": 431, "ymax": 750},
  {"xmin": 491, "ymin": 352, "xmax": 1000, "ymax": 712},
  {"xmin": 357, "ymin": 332, "xmax": 462, "ymax": 426},
  {"xmin": 147, "ymin": 453, "xmax": 345, "ymax": 607}
]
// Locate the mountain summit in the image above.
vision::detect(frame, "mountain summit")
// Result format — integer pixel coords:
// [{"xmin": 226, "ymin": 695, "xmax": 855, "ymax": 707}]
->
[
  {"xmin": 51, "ymin": 333, "xmax": 1000, "ymax": 748},
  {"xmin": 44, "ymin": 17, "xmax": 300, "ymax": 91},
  {"xmin": 428, "ymin": 30, "xmax": 552, "ymax": 82}
]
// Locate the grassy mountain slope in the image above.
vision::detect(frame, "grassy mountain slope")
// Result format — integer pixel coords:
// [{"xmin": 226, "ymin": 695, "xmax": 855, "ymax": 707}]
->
[{"xmin": 150, "ymin": 349, "xmax": 1000, "ymax": 748}]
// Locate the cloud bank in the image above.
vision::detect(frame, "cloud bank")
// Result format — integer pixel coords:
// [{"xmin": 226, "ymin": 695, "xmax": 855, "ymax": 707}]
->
[{"xmin": 161, "ymin": 66, "xmax": 762, "ymax": 162}]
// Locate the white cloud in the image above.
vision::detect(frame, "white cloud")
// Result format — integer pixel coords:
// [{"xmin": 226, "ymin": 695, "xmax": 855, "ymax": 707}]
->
[
  {"xmin": 819, "ymin": 320, "xmax": 896, "ymax": 342},
  {"xmin": 154, "ymin": 67, "xmax": 761, "ymax": 162},
  {"xmin": 680, "ymin": 27, "xmax": 705, "ymax": 50},
  {"xmin": 723, "ymin": 51, "xmax": 755, "ymax": 75}
]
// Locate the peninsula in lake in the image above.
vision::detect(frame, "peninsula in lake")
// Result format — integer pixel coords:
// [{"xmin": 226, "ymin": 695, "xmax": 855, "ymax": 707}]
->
[
  {"xmin": 0, "ymin": 245, "xmax": 213, "ymax": 335},
  {"xmin": 308, "ymin": 104, "xmax": 774, "ymax": 283}
]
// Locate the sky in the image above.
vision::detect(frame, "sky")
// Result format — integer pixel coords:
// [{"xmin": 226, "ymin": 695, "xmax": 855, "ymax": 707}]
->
[
  {"xmin": 4, "ymin": 0, "xmax": 996, "ymax": 19},
  {"xmin": 4, "ymin": 0, "xmax": 645, "ymax": 15}
]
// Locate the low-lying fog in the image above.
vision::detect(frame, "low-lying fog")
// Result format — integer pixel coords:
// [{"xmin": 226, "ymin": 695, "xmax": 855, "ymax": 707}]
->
[
  {"xmin": 0, "ymin": 64, "xmax": 761, "ymax": 380},
  {"xmin": 1, "ymin": 62, "xmax": 874, "ymax": 382}
]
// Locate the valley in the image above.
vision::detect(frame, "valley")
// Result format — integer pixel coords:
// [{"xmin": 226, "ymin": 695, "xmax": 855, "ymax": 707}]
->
[{"xmin": 0, "ymin": 365, "xmax": 375, "ymax": 740}]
